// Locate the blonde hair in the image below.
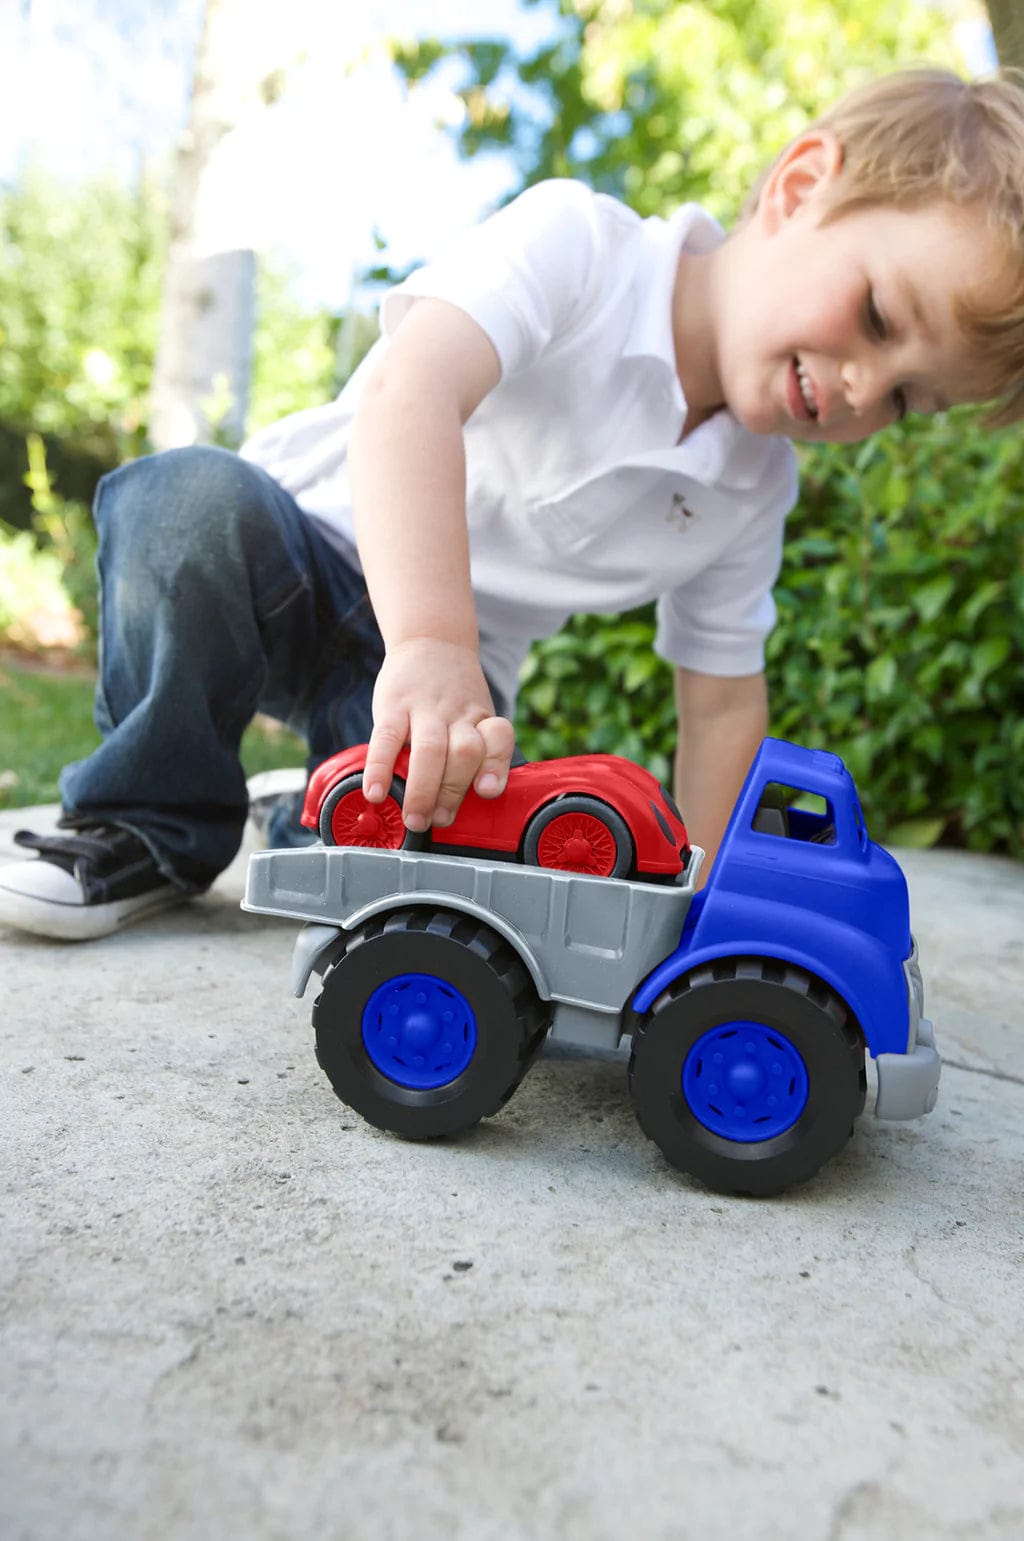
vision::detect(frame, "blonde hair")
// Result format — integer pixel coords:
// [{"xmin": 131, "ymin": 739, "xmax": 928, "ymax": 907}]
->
[{"xmin": 744, "ymin": 68, "xmax": 1024, "ymax": 426}]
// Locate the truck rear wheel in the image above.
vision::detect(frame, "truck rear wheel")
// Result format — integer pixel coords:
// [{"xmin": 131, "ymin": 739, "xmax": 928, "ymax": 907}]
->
[
  {"xmin": 313, "ymin": 908, "xmax": 549, "ymax": 1139},
  {"xmin": 629, "ymin": 959, "xmax": 866, "ymax": 1196}
]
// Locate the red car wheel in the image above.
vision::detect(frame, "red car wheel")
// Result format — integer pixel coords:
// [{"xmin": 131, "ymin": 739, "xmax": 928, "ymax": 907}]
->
[
  {"xmin": 319, "ymin": 774, "xmax": 407, "ymax": 849},
  {"xmin": 523, "ymin": 796, "xmax": 633, "ymax": 879}
]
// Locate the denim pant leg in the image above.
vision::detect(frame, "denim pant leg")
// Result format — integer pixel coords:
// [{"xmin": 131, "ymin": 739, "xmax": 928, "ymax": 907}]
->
[{"xmin": 60, "ymin": 446, "xmax": 382, "ymax": 890}]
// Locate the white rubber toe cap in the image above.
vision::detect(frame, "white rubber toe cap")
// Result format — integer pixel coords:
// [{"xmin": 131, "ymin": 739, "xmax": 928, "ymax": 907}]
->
[
  {"xmin": 0, "ymin": 857, "xmax": 86, "ymax": 904},
  {"xmin": 0, "ymin": 857, "xmax": 184, "ymax": 941}
]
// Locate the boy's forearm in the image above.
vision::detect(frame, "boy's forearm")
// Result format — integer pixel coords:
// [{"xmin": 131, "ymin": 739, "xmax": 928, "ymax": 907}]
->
[
  {"xmin": 349, "ymin": 375, "xmax": 478, "ymax": 652},
  {"xmin": 673, "ymin": 668, "xmax": 768, "ymax": 875},
  {"xmin": 345, "ymin": 303, "xmax": 509, "ymax": 829}
]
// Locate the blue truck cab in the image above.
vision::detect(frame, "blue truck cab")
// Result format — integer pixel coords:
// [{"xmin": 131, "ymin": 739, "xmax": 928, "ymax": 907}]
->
[
  {"xmin": 638, "ymin": 739, "xmax": 919, "ymax": 1061},
  {"xmin": 627, "ymin": 739, "xmax": 939, "ymax": 1191}
]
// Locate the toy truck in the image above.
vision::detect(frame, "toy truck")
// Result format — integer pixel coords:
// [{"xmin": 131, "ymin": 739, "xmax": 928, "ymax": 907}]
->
[{"xmin": 242, "ymin": 738, "xmax": 940, "ymax": 1195}]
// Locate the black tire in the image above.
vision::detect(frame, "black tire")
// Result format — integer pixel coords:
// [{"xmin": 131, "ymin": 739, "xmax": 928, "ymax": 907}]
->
[
  {"xmin": 313, "ymin": 907, "xmax": 549, "ymax": 1139},
  {"xmin": 318, "ymin": 773, "xmax": 407, "ymax": 848},
  {"xmin": 628, "ymin": 958, "xmax": 866, "ymax": 1196},
  {"xmin": 522, "ymin": 795, "xmax": 634, "ymax": 880}
]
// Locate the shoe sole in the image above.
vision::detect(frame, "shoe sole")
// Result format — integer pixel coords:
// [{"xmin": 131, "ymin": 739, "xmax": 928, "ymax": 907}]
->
[
  {"xmin": 0, "ymin": 883, "xmax": 188, "ymax": 942},
  {"xmin": 246, "ymin": 767, "xmax": 307, "ymax": 800}
]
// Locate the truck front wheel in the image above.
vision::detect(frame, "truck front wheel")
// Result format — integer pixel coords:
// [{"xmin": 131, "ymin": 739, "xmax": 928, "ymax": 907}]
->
[
  {"xmin": 313, "ymin": 908, "xmax": 549, "ymax": 1139},
  {"xmin": 629, "ymin": 959, "xmax": 866, "ymax": 1196}
]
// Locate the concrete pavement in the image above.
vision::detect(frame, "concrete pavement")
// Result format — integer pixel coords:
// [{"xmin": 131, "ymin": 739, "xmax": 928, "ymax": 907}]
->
[{"xmin": 1, "ymin": 804, "xmax": 1022, "ymax": 1541}]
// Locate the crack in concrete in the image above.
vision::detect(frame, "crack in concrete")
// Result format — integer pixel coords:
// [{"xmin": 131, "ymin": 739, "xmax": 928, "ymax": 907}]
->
[
  {"xmin": 942, "ymin": 1058, "xmax": 1024, "ymax": 1090},
  {"xmin": 904, "ymin": 1244, "xmax": 948, "ymax": 1306}
]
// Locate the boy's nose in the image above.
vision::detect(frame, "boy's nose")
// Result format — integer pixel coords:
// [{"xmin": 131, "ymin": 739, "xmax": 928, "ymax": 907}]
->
[{"xmin": 841, "ymin": 358, "xmax": 894, "ymax": 419}]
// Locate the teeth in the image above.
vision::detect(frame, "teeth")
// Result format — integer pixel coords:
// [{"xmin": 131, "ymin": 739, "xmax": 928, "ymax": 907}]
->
[{"xmin": 795, "ymin": 360, "xmax": 817, "ymax": 418}]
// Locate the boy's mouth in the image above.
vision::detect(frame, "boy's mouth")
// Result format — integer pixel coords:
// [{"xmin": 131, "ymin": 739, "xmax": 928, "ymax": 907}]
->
[{"xmin": 789, "ymin": 357, "xmax": 819, "ymax": 421}]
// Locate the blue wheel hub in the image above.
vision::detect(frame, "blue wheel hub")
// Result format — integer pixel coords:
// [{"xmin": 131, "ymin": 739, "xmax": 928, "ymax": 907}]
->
[
  {"xmin": 682, "ymin": 1020, "xmax": 809, "ymax": 1142},
  {"xmin": 361, "ymin": 972, "xmax": 478, "ymax": 1090}
]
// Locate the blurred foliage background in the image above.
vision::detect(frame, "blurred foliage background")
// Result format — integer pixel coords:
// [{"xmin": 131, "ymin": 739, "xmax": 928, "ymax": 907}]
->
[{"xmin": 0, "ymin": 0, "xmax": 1020, "ymax": 856}]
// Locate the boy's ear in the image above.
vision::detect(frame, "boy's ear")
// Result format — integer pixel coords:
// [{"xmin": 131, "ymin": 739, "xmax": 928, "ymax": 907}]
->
[{"xmin": 757, "ymin": 130, "xmax": 844, "ymax": 233}]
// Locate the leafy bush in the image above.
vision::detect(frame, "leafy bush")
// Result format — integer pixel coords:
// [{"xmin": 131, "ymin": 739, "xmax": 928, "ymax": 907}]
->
[
  {"xmin": 776, "ymin": 413, "xmax": 1023, "ymax": 855},
  {"xmin": 517, "ymin": 616, "xmax": 677, "ymax": 787},
  {"xmin": 0, "ymin": 527, "xmax": 79, "ymax": 649},
  {"xmin": 517, "ymin": 411, "xmax": 1024, "ymax": 858},
  {"xmin": 0, "ymin": 167, "xmax": 165, "ymax": 464},
  {"xmin": 0, "ymin": 434, "xmax": 97, "ymax": 655}
]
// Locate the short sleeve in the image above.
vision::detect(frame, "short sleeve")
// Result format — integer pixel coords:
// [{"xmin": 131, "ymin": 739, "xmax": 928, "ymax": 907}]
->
[
  {"xmin": 654, "ymin": 450, "xmax": 798, "ymax": 676},
  {"xmin": 379, "ymin": 179, "xmax": 608, "ymax": 379}
]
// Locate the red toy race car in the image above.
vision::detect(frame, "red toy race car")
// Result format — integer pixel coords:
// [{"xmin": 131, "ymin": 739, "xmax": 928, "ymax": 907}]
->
[{"xmin": 301, "ymin": 746, "xmax": 690, "ymax": 882}]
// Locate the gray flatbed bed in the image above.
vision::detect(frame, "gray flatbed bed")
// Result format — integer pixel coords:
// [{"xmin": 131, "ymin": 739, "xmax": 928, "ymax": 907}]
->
[{"xmin": 242, "ymin": 845, "xmax": 702, "ymax": 1051}]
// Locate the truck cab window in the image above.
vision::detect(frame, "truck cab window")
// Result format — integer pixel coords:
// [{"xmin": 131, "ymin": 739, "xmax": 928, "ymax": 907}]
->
[{"xmin": 752, "ymin": 784, "xmax": 836, "ymax": 846}]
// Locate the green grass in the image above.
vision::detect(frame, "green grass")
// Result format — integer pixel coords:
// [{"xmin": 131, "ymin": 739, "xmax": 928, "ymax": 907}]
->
[{"xmin": 0, "ymin": 661, "xmax": 307, "ymax": 810}]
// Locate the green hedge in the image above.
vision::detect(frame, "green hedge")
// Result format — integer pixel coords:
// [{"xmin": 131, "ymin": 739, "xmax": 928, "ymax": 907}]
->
[{"xmin": 516, "ymin": 410, "xmax": 1023, "ymax": 858}]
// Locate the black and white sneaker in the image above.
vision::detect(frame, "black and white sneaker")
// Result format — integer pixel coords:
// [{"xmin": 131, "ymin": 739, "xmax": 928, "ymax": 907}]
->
[{"xmin": 0, "ymin": 824, "xmax": 187, "ymax": 941}]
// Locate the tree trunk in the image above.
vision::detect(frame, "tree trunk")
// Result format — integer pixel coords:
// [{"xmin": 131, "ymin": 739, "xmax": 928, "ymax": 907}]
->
[
  {"xmin": 985, "ymin": 0, "xmax": 1024, "ymax": 72},
  {"xmin": 149, "ymin": 0, "xmax": 261, "ymax": 451}
]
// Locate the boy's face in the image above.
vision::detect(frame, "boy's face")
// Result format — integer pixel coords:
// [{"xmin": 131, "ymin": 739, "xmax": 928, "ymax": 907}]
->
[{"xmin": 710, "ymin": 135, "xmax": 1009, "ymax": 443}]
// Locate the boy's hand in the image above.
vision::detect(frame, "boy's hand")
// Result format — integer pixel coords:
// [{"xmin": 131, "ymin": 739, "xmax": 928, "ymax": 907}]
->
[{"xmin": 363, "ymin": 638, "xmax": 515, "ymax": 833}]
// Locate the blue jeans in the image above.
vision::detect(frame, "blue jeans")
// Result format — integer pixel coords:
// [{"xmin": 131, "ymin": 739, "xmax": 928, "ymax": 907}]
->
[{"xmin": 59, "ymin": 446, "xmax": 499, "ymax": 892}]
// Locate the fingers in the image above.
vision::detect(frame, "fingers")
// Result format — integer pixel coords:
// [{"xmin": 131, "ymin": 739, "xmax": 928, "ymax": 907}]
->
[
  {"xmin": 413, "ymin": 721, "xmax": 476, "ymax": 830},
  {"xmin": 472, "ymin": 716, "xmax": 516, "ymax": 798},
  {"xmin": 364, "ymin": 644, "xmax": 515, "ymax": 831},
  {"xmin": 401, "ymin": 715, "xmax": 516, "ymax": 832},
  {"xmin": 403, "ymin": 722, "xmax": 451, "ymax": 832},
  {"xmin": 362, "ymin": 716, "xmax": 409, "ymax": 804}
]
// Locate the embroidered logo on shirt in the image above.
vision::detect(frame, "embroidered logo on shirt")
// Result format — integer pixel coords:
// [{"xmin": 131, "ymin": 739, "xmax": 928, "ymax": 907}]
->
[{"xmin": 666, "ymin": 490, "xmax": 697, "ymax": 531}]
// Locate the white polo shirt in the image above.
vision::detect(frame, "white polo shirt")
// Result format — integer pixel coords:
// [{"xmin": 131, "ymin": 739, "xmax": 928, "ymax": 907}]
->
[{"xmin": 241, "ymin": 178, "xmax": 798, "ymax": 711}]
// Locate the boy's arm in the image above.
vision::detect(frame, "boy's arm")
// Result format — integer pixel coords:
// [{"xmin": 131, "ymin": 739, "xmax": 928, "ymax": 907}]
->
[
  {"xmin": 349, "ymin": 298, "xmax": 514, "ymax": 834},
  {"xmin": 673, "ymin": 666, "xmax": 768, "ymax": 878}
]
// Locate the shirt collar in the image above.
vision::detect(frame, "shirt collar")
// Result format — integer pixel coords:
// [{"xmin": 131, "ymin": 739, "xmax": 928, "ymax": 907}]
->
[
  {"xmin": 623, "ymin": 201, "xmax": 789, "ymax": 493},
  {"xmin": 623, "ymin": 202, "xmax": 724, "ymax": 370}
]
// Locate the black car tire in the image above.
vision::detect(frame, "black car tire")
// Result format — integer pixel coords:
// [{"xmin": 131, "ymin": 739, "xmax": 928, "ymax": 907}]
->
[
  {"xmin": 522, "ymin": 795, "xmax": 634, "ymax": 879},
  {"xmin": 318, "ymin": 773, "xmax": 407, "ymax": 848}
]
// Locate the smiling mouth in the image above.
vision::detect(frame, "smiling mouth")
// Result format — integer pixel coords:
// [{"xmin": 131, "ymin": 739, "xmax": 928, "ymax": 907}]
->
[{"xmin": 793, "ymin": 357, "xmax": 819, "ymax": 420}]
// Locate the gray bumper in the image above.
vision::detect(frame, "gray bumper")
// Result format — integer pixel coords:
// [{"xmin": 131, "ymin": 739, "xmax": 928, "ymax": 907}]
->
[{"xmin": 874, "ymin": 1016, "xmax": 941, "ymax": 1120}]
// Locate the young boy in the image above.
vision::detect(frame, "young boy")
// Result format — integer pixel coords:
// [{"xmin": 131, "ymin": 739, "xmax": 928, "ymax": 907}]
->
[{"xmin": 1, "ymin": 67, "xmax": 1021, "ymax": 940}]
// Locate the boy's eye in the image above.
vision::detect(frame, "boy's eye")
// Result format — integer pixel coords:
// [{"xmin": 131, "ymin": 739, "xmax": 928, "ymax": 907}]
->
[{"xmin": 866, "ymin": 291, "xmax": 888, "ymax": 339}]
